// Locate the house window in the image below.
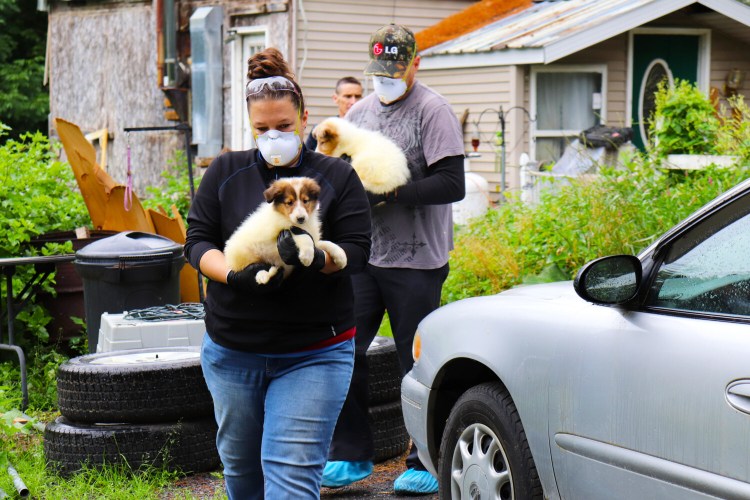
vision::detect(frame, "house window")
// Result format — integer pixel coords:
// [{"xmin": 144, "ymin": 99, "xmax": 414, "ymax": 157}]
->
[
  {"xmin": 531, "ymin": 66, "xmax": 606, "ymax": 165},
  {"xmin": 231, "ymin": 29, "xmax": 267, "ymax": 150}
]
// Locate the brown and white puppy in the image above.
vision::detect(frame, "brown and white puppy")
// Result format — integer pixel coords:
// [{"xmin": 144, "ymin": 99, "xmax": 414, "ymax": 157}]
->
[
  {"xmin": 314, "ymin": 117, "xmax": 410, "ymax": 194},
  {"xmin": 224, "ymin": 177, "xmax": 347, "ymax": 284}
]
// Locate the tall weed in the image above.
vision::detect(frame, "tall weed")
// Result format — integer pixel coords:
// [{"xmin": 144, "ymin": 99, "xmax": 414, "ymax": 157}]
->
[
  {"xmin": 0, "ymin": 127, "xmax": 89, "ymax": 348},
  {"xmin": 443, "ymin": 154, "xmax": 750, "ymax": 303}
]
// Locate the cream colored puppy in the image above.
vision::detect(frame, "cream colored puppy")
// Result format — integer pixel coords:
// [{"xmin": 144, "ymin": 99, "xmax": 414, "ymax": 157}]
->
[
  {"xmin": 224, "ymin": 177, "xmax": 347, "ymax": 284},
  {"xmin": 314, "ymin": 117, "xmax": 410, "ymax": 194}
]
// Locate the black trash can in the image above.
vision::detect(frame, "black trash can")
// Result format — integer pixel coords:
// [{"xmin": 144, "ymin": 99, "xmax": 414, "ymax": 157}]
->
[{"xmin": 74, "ymin": 231, "xmax": 185, "ymax": 352}]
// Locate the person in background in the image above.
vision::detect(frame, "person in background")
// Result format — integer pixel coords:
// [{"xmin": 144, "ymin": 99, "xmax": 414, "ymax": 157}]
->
[
  {"xmin": 305, "ymin": 76, "xmax": 364, "ymax": 151},
  {"xmin": 184, "ymin": 47, "xmax": 371, "ymax": 500},
  {"xmin": 321, "ymin": 24, "xmax": 465, "ymax": 495}
]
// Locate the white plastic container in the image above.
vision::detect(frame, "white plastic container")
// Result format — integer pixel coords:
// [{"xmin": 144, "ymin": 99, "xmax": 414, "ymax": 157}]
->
[
  {"xmin": 453, "ymin": 161, "xmax": 490, "ymax": 225},
  {"xmin": 97, "ymin": 312, "xmax": 205, "ymax": 352}
]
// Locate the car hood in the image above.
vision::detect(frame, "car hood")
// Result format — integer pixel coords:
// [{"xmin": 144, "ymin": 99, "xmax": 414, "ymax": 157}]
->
[
  {"xmin": 415, "ymin": 280, "xmax": 591, "ymax": 384},
  {"xmin": 497, "ymin": 280, "xmax": 575, "ymax": 301}
]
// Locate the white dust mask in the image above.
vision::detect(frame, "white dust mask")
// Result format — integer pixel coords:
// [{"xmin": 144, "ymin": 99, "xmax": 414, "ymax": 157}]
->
[
  {"xmin": 255, "ymin": 129, "xmax": 302, "ymax": 166},
  {"xmin": 372, "ymin": 76, "xmax": 408, "ymax": 104}
]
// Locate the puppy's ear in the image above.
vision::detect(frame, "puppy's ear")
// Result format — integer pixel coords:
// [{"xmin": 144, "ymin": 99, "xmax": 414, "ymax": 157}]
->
[
  {"xmin": 316, "ymin": 124, "xmax": 335, "ymax": 142},
  {"xmin": 263, "ymin": 182, "xmax": 283, "ymax": 203},
  {"xmin": 302, "ymin": 178, "xmax": 321, "ymax": 201}
]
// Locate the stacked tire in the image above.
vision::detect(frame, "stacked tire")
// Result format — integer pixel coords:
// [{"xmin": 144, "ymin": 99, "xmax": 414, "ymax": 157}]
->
[
  {"xmin": 44, "ymin": 347, "xmax": 220, "ymax": 476},
  {"xmin": 367, "ymin": 336, "xmax": 410, "ymax": 462},
  {"xmin": 45, "ymin": 339, "xmax": 408, "ymax": 474}
]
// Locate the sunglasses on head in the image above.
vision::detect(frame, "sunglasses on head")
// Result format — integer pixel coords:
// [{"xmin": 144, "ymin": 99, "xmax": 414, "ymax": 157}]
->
[{"xmin": 246, "ymin": 76, "xmax": 299, "ymax": 100}]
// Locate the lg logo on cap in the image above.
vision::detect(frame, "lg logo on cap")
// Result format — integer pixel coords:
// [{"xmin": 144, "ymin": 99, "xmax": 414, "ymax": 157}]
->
[{"xmin": 373, "ymin": 43, "xmax": 398, "ymax": 56}]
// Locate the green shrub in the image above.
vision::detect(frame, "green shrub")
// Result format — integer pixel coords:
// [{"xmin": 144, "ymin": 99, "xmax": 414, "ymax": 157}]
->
[
  {"xmin": 443, "ymin": 153, "xmax": 750, "ymax": 304},
  {"xmin": 143, "ymin": 150, "xmax": 199, "ymax": 223},
  {"xmin": 0, "ymin": 125, "xmax": 90, "ymax": 349},
  {"xmin": 649, "ymin": 79, "xmax": 722, "ymax": 156}
]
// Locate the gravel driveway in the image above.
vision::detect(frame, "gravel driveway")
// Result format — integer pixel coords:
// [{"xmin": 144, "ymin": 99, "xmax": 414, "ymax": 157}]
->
[{"xmin": 159, "ymin": 449, "xmax": 439, "ymax": 499}]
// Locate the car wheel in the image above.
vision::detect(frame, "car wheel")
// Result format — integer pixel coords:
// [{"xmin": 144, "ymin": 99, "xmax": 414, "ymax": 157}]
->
[
  {"xmin": 56, "ymin": 347, "xmax": 213, "ymax": 424},
  {"xmin": 438, "ymin": 382, "xmax": 542, "ymax": 500},
  {"xmin": 370, "ymin": 400, "xmax": 410, "ymax": 463},
  {"xmin": 44, "ymin": 416, "xmax": 220, "ymax": 476},
  {"xmin": 367, "ymin": 335, "xmax": 401, "ymax": 405}
]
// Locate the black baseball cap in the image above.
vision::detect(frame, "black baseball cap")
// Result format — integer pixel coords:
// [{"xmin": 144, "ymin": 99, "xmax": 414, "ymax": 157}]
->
[{"xmin": 364, "ymin": 24, "xmax": 417, "ymax": 78}]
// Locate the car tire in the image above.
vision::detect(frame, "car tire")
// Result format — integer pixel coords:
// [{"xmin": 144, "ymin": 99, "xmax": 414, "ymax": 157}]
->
[
  {"xmin": 44, "ymin": 416, "xmax": 220, "ymax": 476},
  {"xmin": 367, "ymin": 336, "xmax": 401, "ymax": 405},
  {"xmin": 370, "ymin": 400, "xmax": 410, "ymax": 463},
  {"xmin": 438, "ymin": 382, "xmax": 543, "ymax": 500},
  {"xmin": 56, "ymin": 347, "xmax": 213, "ymax": 424}
]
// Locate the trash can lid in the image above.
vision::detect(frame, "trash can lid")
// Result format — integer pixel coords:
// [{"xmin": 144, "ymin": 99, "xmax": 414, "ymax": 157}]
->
[{"xmin": 75, "ymin": 231, "xmax": 183, "ymax": 261}]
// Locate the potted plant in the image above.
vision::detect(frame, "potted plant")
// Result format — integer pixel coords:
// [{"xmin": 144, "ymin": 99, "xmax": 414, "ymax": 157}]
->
[{"xmin": 649, "ymin": 78, "xmax": 738, "ymax": 169}]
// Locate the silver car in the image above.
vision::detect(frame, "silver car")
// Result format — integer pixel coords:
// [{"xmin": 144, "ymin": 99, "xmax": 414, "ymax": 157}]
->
[{"xmin": 402, "ymin": 177, "xmax": 750, "ymax": 500}]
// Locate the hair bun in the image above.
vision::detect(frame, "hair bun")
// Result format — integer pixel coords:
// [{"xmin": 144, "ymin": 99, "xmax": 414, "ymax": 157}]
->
[{"xmin": 247, "ymin": 48, "xmax": 294, "ymax": 81}]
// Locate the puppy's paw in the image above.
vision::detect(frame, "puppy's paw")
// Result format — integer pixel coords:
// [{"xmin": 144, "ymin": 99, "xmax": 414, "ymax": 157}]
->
[
  {"xmin": 318, "ymin": 241, "xmax": 347, "ymax": 269},
  {"xmin": 255, "ymin": 266, "xmax": 278, "ymax": 285},
  {"xmin": 293, "ymin": 233, "xmax": 315, "ymax": 266}
]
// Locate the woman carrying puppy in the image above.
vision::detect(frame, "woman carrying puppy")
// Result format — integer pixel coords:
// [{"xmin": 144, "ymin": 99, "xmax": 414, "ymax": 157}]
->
[{"xmin": 184, "ymin": 48, "xmax": 371, "ymax": 499}]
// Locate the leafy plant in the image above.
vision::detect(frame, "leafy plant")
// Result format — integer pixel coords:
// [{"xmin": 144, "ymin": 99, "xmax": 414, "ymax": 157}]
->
[
  {"xmin": 143, "ymin": 150, "xmax": 199, "ymax": 223},
  {"xmin": 0, "ymin": 126, "xmax": 90, "ymax": 346},
  {"xmin": 649, "ymin": 78, "xmax": 721, "ymax": 156},
  {"xmin": 443, "ymin": 152, "xmax": 750, "ymax": 304}
]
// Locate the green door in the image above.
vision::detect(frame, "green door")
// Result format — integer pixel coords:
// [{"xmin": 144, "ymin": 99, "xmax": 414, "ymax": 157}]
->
[{"xmin": 632, "ymin": 34, "xmax": 700, "ymax": 149}]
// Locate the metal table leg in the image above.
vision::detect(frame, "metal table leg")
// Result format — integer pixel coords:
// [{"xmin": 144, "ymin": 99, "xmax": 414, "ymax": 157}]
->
[{"xmin": 2, "ymin": 267, "xmax": 28, "ymax": 410}]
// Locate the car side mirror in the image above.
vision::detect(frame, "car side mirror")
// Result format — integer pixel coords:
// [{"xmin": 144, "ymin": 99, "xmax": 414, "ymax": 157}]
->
[{"xmin": 574, "ymin": 255, "xmax": 642, "ymax": 305}]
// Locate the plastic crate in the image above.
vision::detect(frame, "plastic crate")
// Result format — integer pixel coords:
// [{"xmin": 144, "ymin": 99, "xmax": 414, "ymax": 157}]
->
[{"xmin": 97, "ymin": 312, "xmax": 205, "ymax": 352}]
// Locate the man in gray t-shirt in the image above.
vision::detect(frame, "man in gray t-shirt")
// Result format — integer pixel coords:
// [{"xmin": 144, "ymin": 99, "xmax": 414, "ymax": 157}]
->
[{"xmin": 322, "ymin": 24, "xmax": 465, "ymax": 496}]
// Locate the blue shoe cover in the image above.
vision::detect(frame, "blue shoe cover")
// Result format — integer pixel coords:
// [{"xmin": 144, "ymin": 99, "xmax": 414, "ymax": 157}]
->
[
  {"xmin": 393, "ymin": 468, "xmax": 439, "ymax": 494},
  {"xmin": 321, "ymin": 460, "xmax": 374, "ymax": 488}
]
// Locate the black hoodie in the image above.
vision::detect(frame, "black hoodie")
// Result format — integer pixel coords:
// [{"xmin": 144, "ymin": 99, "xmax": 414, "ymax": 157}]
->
[{"xmin": 185, "ymin": 148, "xmax": 371, "ymax": 353}]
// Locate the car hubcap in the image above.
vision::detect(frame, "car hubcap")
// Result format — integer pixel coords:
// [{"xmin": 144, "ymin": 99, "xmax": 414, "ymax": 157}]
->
[{"xmin": 451, "ymin": 423, "xmax": 513, "ymax": 500}]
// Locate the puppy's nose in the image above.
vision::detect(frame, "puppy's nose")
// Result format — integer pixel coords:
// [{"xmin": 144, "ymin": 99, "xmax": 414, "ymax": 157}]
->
[{"xmin": 296, "ymin": 216, "xmax": 306, "ymax": 224}]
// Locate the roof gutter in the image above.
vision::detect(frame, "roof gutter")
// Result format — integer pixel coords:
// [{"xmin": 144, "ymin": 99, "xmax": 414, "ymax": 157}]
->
[{"xmin": 420, "ymin": 48, "xmax": 545, "ymax": 70}]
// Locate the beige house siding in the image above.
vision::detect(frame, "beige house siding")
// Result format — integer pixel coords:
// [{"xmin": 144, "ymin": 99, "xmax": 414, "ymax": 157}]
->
[
  {"xmin": 418, "ymin": 65, "xmax": 524, "ymax": 198},
  {"xmin": 295, "ymin": 0, "xmax": 473, "ymax": 134},
  {"xmin": 709, "ymin": 30, "xmax": 750, "ymax": 101}
]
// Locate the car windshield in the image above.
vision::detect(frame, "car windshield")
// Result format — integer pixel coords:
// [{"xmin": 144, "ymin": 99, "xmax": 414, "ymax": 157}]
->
[{"xmin": 647, "ymin": 193, "xmax": 750, "ymax": 316}]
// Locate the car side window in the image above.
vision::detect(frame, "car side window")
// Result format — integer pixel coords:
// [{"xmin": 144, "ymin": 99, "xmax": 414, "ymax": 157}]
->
[{"xmin": 647, "ymin": 198, "xmax": 750, "ymax": 316}]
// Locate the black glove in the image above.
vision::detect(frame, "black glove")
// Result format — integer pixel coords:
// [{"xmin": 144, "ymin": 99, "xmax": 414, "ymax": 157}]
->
[
  {"xmin": 367, "ymin": 191, "xmax": 387, "ymax": 207},
  {"xmin": 277, "ymin": 227, "xmax": 326, "ymax": 271},
  {"xmin": 226, "ymin": 263, "xmax": 284, "ymax": 293}
]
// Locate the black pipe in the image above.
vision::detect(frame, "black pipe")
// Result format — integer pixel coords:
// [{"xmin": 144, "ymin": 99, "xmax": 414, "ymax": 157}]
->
[{"xmin": 123, "ymin": 124, "xmax": 204, "ymax": 302}]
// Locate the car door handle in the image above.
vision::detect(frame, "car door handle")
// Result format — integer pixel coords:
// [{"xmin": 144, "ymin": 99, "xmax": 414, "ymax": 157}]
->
[{"xmin": 726, "ymin": 381, "xmax": 750, "ymax": 415}]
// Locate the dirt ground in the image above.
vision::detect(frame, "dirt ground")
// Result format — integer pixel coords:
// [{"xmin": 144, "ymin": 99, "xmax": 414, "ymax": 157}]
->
[{"xmin": 159, "ymin": 449, "xmax": 439, "ymax": 499}]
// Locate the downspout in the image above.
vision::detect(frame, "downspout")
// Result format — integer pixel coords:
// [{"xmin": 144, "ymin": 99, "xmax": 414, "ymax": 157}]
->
[
  {"xmin": 290, "ymin": 0, "xmax": 297, "ymax": 74},
  {"xmin": 163, "ymin": 0, "xmax": 177, "ymax": 86},
  {"xmin": 155, "ymin": 0, "xmax": 164, "ymax": 86}
]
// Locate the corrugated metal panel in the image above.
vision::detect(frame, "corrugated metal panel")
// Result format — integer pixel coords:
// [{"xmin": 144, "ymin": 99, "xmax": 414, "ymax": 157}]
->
[
  {"xmin": 420, "ymin": 0, "xmax": 750, "ymax": 67},
  {"xmin": 296, "ymin": 0, "xmax": 473, "ymax": 132},
  {"xmin": 422, "ymin": 0, "xmax": 657, "ymax": 56}
]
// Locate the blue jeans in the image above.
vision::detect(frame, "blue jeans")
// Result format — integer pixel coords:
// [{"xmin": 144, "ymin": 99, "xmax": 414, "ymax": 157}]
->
[{"xmin": 201, "ymin": 334, "xmax": 355, "ymax": 499}]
